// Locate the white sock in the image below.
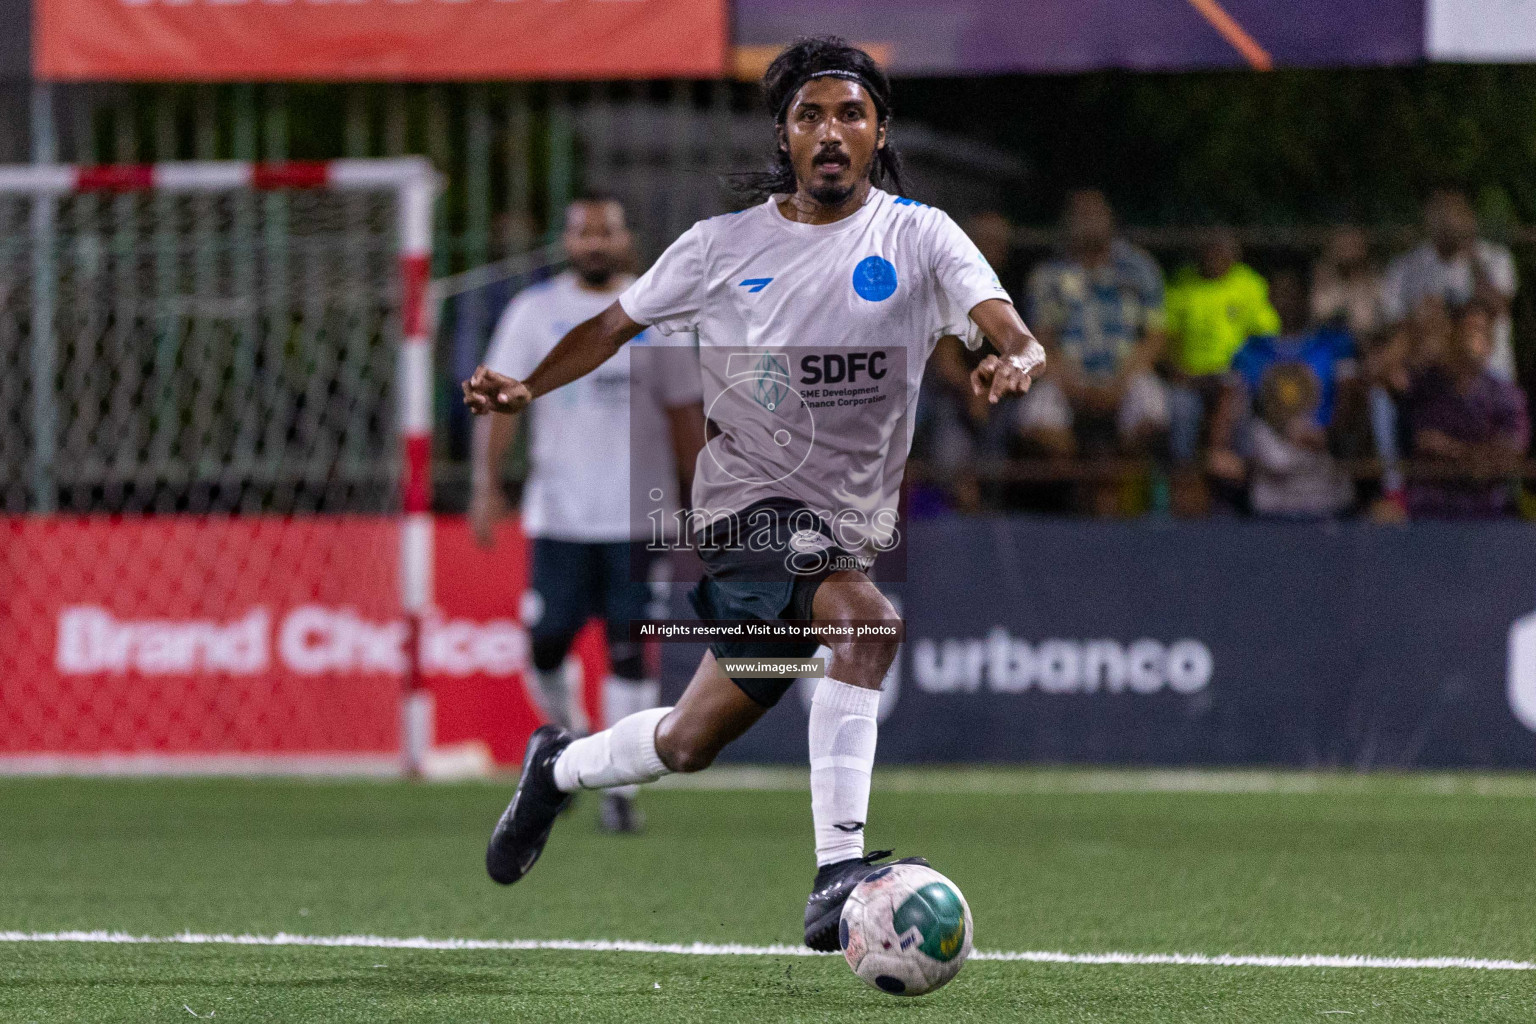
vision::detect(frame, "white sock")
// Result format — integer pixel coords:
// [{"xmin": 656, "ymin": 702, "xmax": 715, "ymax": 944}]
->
[
  {"xmin": 602, "ymin": 676, "xmax": 661, "ymax": 799},
  {"xmin": 529, "ymin": 661, "xmax": 589, "ymax": 735},
  {"xmin": 553, "ymin": 706, "xmax": 672, "ymax": 793},
  {"xmin": 809, "ymin": 677, "xmax": 881, "ymax": 867}
]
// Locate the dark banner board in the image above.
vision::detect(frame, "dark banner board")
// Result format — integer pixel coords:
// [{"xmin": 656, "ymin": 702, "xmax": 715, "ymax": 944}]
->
[{"xmin": 661, "ymin": 519, "xmax": 1536, "ymax": 768}]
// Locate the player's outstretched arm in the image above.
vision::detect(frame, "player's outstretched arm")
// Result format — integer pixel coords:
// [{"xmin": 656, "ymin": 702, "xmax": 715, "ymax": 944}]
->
[
  {"xmin": 462, "ymin": 300, "xmax": 647, "ymax": 416},
  {"xmin": 967, "ymin": 298, "xmax": 1048, "ymax": 404}
]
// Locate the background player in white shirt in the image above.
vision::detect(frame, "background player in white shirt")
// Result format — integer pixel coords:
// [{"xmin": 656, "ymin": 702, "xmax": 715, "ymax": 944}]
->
[
  {"xmin": 471, "ymin": 194, "xmax": 704, "ymax": 833},
  {"xmin": 464, "ymin": 38, "xmax": 1044, "ymax": 948}
]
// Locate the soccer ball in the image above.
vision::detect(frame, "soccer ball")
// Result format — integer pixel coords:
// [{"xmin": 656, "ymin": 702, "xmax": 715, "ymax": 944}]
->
[{"xmin": 839, "ymin": 862, "xmax": 973, "ymax": 997}]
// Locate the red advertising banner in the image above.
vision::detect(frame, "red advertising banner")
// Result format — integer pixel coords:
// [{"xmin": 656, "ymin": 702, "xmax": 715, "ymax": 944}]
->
[
  {"xmin": 0, "ymin": 516, "xmax": 604, "ymax": 771},
  {"xmin": 35, "ymin": 0, "xmax": 727, "ymax": 82},
  {"xmin": 425, "ymin": 517, "xmax": 609, "ymax": 767}
]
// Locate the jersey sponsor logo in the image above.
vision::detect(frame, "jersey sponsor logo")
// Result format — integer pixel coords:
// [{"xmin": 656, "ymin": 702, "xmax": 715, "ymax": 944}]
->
[
  {"xmin": 739, "ymin": 277, "xmax": 774, "ymax": 293},
  {"xmin": 799, "ymin": 351, "xmax": 888, "ymax": 385},
  {"xmin": 1509, "ymin": 609, "xmax": 1536, "ymax": 732},
  {"xmin": 750, "ymin": 356, "xmax": 793, "ymax": 411},
  {"xmin": 852, "ymin": 257, "xmax": 898, "ymax": 302},
  {"xmin": 725, "ymin": 351, "xmax": 790, "ymax": 379},
  {"xmin": 721, "ymin": 351, "xmax": 797, "ymax": 413}
]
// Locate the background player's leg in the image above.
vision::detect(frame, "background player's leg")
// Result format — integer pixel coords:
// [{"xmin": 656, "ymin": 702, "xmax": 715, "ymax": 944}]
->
[
  {"xmin": 553, "ymin": 650, "xmax": 764, "ymax": 793},
  {"xmin": 594, "ymin": 542, "xmax": 664, "ymax": 830},
  {"xmin": 600, "ymin": 542, "xmax": 664, "ymax": 798},
  {"xmin": 600, "ymin": 648, "xmax": 659, "ymax": 800},
  {"xmin": 525, "ymin": 539, "xmax": 596, "ymax": 734},
  {"xmin": 529, "ymin": 633, "xmax": 587, "ymax": 734},
  {"xmin": 807, "ymin": 570, "xmax": 900, "ymax": 867}
]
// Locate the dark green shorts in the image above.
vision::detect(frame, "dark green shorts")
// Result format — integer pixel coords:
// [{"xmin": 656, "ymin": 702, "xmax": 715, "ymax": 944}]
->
[{"xmin": 686, "ymin": 498, "xmax": 855, "ymax": 708}]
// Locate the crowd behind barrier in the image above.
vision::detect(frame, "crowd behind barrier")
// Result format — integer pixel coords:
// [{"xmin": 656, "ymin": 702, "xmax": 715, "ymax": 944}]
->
[{"xmin": 911, "ymin": 188, "xmax": 1535, "ymax": 522}]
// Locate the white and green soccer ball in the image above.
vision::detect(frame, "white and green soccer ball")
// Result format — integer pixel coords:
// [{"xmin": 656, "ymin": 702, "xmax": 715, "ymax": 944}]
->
[{"xmin": 839, "ymin": 862, "xmax": 973, "ymax": 997}]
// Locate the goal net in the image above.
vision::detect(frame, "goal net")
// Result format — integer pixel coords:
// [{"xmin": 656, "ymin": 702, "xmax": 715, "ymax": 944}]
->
[{"xmin": 0, "ymin": 159, "xmax": 436, "ymax": 775}]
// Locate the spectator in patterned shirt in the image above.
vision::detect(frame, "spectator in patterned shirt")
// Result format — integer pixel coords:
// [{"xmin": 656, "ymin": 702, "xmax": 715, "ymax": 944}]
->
[
  {"xmin": 1405, "ymin": 301, "xmax": 1529, "ymax": 519},
  {"xmin": 1018, "ymin": 191, "xmax": 1168, "ymax": 514}
]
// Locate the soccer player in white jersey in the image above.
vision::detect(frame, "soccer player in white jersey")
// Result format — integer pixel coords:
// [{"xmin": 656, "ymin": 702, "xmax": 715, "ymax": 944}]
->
[
  {"xmin": 472, "ymin": 194, "xmax": 704, "ymax": 833},
  {"xmin": 464, "ymin": 37, "xmax": 1045, "ymax": 949}
]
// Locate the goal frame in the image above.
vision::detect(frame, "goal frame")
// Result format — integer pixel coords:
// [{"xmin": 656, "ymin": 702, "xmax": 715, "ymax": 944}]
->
[{"xmin": 0, "ymin": 158, "xmax": 438, "ymax": 776}]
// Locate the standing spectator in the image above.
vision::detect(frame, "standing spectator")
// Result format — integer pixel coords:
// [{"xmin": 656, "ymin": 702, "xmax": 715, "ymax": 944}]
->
[
  {"xmin": 1018, "ymin": 190, "xmax": 1168, "ymax": 514},
  {"xmin": 1383, "ymin": 189, "xmax": 1518, "ymax": 380},
  {"xmin": 1164, "ymin": 228, "xmax": 1281, "ymax": 512},
  {"xmin": 1406, "ymin": 302, "xmax": 1529, "ymax": 519},
  {"xmin": 1311, "ymin": 226, "xmax": 1386, "ymax": 341}
]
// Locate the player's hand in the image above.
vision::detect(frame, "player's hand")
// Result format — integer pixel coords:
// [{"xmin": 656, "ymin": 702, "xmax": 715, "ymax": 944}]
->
[
  {"xmin": 971, "ymin": 340, "xmax": 1045, "ymax": 404},
  {"xmin": 463, "ymin": 366, "xmax": 532, "ymax": 416},
  {"xmin": 469, "ymin": 487, "xmax": 509, "ymax": 549}
]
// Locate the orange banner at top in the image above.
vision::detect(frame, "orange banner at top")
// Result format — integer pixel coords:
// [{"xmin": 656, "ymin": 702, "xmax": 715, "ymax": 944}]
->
[{"xmin": 36, "ymin": 0, "xmax": 727, "ymax": 81}]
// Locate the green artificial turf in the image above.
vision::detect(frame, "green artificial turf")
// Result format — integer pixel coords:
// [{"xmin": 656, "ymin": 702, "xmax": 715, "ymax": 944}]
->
[{"xmin": 2, "ymin": 771, "xmax": 1534, "ymax": 1022}]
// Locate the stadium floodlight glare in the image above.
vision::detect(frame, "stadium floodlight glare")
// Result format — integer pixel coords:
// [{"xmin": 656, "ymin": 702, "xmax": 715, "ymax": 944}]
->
[{"xmin": 0, "ymin": 158, "xmax": 440, "ymax": 776}]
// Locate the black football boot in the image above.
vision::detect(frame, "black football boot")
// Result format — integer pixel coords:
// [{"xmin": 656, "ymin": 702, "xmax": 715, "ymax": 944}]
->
[
  {"xmin": 485, "ymin": 725, "xmax": 575, "ymax": 885},
  {"xmin": 803, "ymin": 849, "xmax": 930, "ymax": 951}
]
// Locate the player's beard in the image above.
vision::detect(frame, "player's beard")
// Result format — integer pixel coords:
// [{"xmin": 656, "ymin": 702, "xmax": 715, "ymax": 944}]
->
[
  {"xmin": 807, "ymin": 179, "xmax": 857, "ymax": 207},
  {"xmin": 804, "ymin": 177, "xmax": 866, "ymax": 207}
]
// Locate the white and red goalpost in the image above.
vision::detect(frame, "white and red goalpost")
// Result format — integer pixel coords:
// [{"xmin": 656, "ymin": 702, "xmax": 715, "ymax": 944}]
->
[{"xmin": 0, "ymin": 158, "xmax": 448, "ymax": 776}]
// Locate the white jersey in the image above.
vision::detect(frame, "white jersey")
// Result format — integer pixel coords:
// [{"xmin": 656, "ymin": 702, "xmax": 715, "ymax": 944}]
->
[
  {"xmin": 618, "ymin": 189, "xmax": 1011, "ymax": 561},
  {"xmin": 486, "ymin": 272, "xmax": 701, "ymax": 543}
]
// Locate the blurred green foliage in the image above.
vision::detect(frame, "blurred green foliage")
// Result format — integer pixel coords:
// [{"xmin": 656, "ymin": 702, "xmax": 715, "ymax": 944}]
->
[{"xmin": 900, "ymin": 65, "xmax": 1536, "ymax": 229}]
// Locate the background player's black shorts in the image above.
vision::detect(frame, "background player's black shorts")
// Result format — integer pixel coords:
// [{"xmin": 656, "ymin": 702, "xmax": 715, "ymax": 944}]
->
[
  {"xmin": 526, "ymin": 538, "xmax": 662, "ymax": 641},
  {"xmin": 687, "ymin": 498, "xmax": 859, "ymax": 708}
]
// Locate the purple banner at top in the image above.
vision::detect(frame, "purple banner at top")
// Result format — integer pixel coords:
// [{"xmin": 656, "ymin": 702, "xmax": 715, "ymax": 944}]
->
[{"xmin": 735, "ymin": 0, "xmax": 1425, "ymax": 75}]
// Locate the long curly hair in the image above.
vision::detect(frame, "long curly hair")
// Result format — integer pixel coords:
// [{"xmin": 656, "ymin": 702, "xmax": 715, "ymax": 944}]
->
[{"xmin": 731, "ymin": 37, "xmax": 905, "ymax": 204}]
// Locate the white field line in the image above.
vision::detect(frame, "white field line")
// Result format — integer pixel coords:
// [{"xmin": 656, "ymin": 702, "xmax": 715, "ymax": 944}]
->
[
  {"xmin": 1, "ymin": 931, "xmax": 1530, "ymax": 972},
  {"xmin": 652, "ymin": 767, "xmax": 1536, "ymax": 798}
]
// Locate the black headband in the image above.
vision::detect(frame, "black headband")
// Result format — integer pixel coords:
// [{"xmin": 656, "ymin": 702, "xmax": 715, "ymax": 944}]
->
[{"xmin": 777, "ymin": 69, "xmax": 887, "ymax": 123}]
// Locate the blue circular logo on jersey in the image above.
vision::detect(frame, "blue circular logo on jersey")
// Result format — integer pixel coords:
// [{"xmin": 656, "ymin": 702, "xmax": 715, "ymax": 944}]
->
[{"xmin": 852, "ymin": 256, "xmax": 898, "ymax": 302}]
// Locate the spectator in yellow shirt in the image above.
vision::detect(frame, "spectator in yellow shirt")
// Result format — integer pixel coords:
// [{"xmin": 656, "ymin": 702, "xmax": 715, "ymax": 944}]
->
[{"xmin": 1165, "ymin": 229, "xmax": 1281, "ymax": 474}]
